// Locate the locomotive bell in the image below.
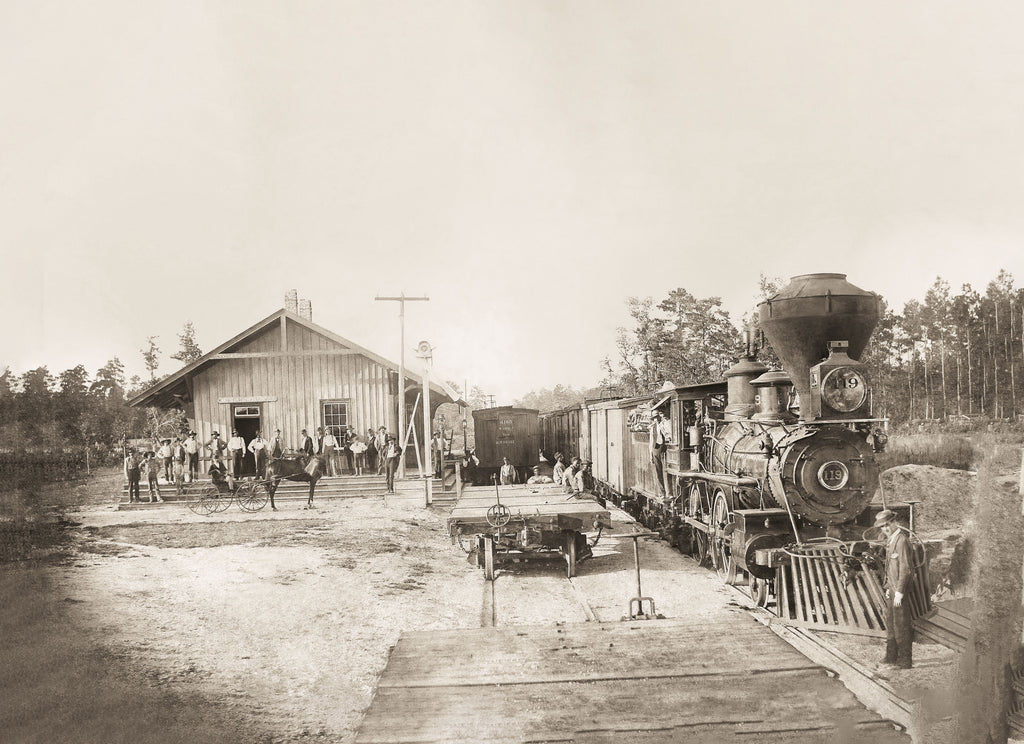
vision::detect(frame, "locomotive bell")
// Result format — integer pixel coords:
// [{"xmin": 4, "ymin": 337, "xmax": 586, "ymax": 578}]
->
[{"xmin": 757, "ymin": 273, "xmax": 879, "ymax": 421}]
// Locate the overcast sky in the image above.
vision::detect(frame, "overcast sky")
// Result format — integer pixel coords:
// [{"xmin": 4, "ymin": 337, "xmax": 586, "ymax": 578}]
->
[{"xmin": 3, "ymin": 1, "xmax": 1023, "ymax": 402}]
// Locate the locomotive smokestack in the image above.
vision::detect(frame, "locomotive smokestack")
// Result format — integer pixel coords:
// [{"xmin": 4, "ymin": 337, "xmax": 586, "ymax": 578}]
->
[{"xmin": 757, "ymin": 273, "xmax": 879, "ymax": 420}]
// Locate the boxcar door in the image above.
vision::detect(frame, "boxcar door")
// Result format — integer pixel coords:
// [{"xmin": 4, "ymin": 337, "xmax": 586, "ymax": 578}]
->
[
  {"xmin": 607, "ymin": 407, "xmax": 625, "ymax": 494},
  {"xmin": 591, "ymin": 409, "xmax": 607, "ymax": 485}
]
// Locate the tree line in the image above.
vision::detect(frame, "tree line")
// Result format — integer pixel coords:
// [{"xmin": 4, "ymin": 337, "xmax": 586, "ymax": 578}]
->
[
  {"xmin": 586, "ymin": 271, "xmax": 1024, "ymax": 428},
  {"xmin": 0, "ymin": 323, "xmax": 203, "ymax": 466}
]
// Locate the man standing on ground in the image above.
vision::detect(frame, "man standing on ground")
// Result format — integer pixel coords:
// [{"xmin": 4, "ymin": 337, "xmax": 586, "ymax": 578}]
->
[
  {"xmin": 124, "ymin": 448, "xmax": 141, "ymax": 503},
  {"xmin": 375, "ymin": 427, "xmax": 388, "ymax": 474},
  {"xmin": 383, "ymin": 436, "xmax": 401, "ymax": 494},
  {"xmin": 876, "ymin": 509, "xmax": 914, "ymax": 669}
]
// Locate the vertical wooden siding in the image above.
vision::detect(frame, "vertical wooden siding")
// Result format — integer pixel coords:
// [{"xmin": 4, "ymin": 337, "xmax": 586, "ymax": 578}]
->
[{"xmin": 190, "ymin": 319, "xmax": 396, "ymax": 460}]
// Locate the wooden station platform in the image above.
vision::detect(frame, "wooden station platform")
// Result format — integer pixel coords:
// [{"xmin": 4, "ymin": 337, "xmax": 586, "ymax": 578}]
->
[
  {"xmin": 354, "ymin": 613, "xmax": 908, "ymax": 743},
  {"xmin": 446, "ymin": 485, "xmax": 613, "ymax": 535}
]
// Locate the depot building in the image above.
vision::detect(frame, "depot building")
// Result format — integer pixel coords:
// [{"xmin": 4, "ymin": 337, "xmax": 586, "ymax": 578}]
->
[{"xmin": 129, "ymin": 292, "xmax": 456, "ymax": 476}]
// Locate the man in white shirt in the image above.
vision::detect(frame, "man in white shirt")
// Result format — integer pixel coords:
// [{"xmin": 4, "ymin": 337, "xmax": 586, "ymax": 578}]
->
[
  {"xmin": 182, "ymin": 431, "xmax": 200, "ymax": 482},
  {"xmin": 649, "ymin": 411, "xmax": 667, "ymax": 496},
  {"xmin": 552, "ymin": 454, "xmax": 566, "ymax": 485},
  {"xmin": 248, "ymin": 431, "xmax": 269, "ymax": 478},
  {"xmin": 321, "ymin": 428, "xmax": 338, "ymax": 477},
  {"xmin": 227, "ymin": 429, "xmax": 246, "ymax": 476}
]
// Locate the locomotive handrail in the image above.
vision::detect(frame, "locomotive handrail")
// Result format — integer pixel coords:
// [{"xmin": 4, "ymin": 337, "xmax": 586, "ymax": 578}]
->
[{"xmin": 675, "ymin": 471, "xmax": 759, "ymax": 489}]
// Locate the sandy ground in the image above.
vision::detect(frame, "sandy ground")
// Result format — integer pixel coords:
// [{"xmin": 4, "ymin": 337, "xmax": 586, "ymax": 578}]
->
[
  {"xmin": 2, "ymin": 461, "xmax": 1011, "ymax": 743},
  {"xmin": 0, "ymin": 478, "xmax": 778, "ymax": 744}
]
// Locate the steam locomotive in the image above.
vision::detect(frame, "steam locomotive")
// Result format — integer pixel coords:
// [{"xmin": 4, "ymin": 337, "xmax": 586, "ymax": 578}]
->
[{"xmin": 544, "ymin": 273, "xmax": 928, "ymax": 629}]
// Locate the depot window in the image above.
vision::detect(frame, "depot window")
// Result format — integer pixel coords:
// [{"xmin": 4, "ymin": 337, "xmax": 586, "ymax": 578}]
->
[{"xmin": 322, "ymin": 401, "xmax": 350, "ymax": 438}]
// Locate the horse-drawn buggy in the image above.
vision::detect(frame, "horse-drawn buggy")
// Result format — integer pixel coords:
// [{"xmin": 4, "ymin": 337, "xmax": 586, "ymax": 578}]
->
[{"xmin": 186, "ymin": 454, "xmax": 325, "ymax": 515}]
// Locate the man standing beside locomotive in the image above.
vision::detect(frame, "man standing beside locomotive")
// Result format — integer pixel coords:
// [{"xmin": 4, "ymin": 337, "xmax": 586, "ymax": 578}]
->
[
  {"xmin": 876, "ymin": 510, "xmax": 913, "ymax": 669},
  {"xmin": 649, "ymin": 411, "xmax": 667, "ymax": 496}
]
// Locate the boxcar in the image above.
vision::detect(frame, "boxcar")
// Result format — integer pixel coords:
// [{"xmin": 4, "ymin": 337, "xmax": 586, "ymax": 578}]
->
[
  {"xmin": 539, "ymin": 403, "xmax": 590, "ymax": 462},
  {"xmin": 471, "ymin": 406, "xmax": 539, "ymax": 482}
]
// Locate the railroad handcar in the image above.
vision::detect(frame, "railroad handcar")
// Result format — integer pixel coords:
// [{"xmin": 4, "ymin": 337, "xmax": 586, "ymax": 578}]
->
[{"xmin": 470, "ymin": 406, "xmax": 539, "ymax": 483}]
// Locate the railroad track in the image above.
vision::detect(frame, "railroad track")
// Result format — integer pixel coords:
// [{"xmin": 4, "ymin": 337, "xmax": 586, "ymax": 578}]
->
[
  {"xmin": 728, "ymin": 584, "xmax": 919, "ymax": 734},
  {"xmin": 481, "ymin": 563, "xmax": 601, "ymax": 628}
]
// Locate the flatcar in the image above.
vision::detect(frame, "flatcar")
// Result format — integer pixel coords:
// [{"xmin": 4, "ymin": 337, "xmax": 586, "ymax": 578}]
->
[
  {"xmin": 545, "ymin": 273, "xmax": 931, "ymax": 633},
  {"xmin": 470, "ymin": 406, "xmax": 539, "ymax": 484}
]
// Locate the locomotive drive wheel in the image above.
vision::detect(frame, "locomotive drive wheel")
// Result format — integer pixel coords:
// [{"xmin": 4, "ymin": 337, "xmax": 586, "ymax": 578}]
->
[
  {"xmin": 563, "ymin": 531, "xmax": 577, "ymax": 579},
  {"xmin": 711, "ymin": 491, "xmax": 738, "ymax": 585},
  {"xmin": 483, "ymin": 535, "xmax": 495, "ymax": 581},
  {"xmin": 692, "ymin": 528, "xmax": 710, "ymax": 567},
  {"xmin": 749, "ymin": 576, "xmax": 770, "ymax": 608}
]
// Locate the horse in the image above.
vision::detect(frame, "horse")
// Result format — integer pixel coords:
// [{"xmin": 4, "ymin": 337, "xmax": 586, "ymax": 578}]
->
[{"xmin": 264, "ymin": 455, "xmax": 325, "ymax": 510}]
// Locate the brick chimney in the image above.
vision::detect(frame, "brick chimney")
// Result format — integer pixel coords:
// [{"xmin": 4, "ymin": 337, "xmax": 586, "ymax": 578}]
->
[
  {"xmin": 284, "ymin": 289, "xmax": 298, "ymax": 315},
  {"xmin": 298, "ymin": 299, "xmax": 313, "ymax": 322}
]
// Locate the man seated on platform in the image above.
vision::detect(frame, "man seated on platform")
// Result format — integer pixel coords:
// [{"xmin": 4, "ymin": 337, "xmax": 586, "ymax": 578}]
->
[
  {"xmin": 552, "ymin": 453, "xmax": 566, "ymax": 485},
  {"xmin": 526, "ymin": 465, "xmax": 553, "ymax": 485},
  {"xmin": 562, "ymin": 460, "xmax": 580, "ymax": 496}
]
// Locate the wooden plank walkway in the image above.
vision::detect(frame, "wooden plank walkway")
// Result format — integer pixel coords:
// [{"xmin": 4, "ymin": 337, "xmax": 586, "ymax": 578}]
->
[{"xmin": 354, "ymin": 614, "xmax": 908, "ymax": 743}]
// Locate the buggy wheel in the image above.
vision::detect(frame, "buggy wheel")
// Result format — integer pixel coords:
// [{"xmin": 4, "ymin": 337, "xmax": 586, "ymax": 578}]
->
[
  {"xmin": 483, "ymin": 535, "xmax": 495, "ymax": 581},
  {"xmin": 563, "ymin": 530, "xmax": 577, "ymax": 578},
  {"xmin": 237, "ymin": 482, "xmax": 269, "ymax": 512},
  {"xmin": 186, "ymin": 485, "xmax": 212, "ymax": 516},
  {"xmin": 206, "ymin": 485, "xmax": 231, "ymax": 513}
]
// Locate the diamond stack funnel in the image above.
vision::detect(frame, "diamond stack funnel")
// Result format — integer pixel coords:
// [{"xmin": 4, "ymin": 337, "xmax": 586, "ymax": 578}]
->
[{"xmin": 757, "ymin": 273, "xmax": 879, "ymax": 420}]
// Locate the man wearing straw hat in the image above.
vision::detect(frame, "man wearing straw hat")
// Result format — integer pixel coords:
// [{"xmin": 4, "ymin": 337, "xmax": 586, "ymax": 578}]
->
[{"xmin": 875, "ymin": 509, "xmax": 913, "ymax": 669}]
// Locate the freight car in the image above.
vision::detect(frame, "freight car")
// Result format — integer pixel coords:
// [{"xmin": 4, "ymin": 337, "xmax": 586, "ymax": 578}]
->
[
  {"xmin": 547, "ymin": 273, "xmax": 930, "ymax": 633},
  {"xmin": 469, "ymin": 406, "xmax": 539, "ymax": 485},
  {"xmin": 539, "ymin": 402, "xmax": 590, "ymax": 463}
]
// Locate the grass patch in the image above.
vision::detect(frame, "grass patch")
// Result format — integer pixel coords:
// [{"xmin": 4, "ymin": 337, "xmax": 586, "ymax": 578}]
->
[{"xmin": 878, "ymin": 434, "xmax": 978, "ymax": 471}]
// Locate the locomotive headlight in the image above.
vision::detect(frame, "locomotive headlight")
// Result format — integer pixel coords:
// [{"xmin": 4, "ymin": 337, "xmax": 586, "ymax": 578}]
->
[{"xmin": 821, "ymin": 366, "xmax": 868, "ymax": 413}]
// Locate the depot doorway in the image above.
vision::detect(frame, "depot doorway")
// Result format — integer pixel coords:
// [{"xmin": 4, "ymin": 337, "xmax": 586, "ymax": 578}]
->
[{"xmin": 232, "ymin": 404, "xmax": 262, "ymax": 476}]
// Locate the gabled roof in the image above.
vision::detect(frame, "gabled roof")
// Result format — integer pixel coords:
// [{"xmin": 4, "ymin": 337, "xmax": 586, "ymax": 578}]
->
[{"xmin": 129, "ymin": 309, "xmax": 461, "ymax": 409}]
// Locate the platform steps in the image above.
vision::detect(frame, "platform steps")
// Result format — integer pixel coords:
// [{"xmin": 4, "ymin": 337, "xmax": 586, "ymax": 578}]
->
[
  {"xmin": 120, "ymin": 474, "xmax": 457, "ymax": 507},
  {"xmin": 912, "ymin": 598, "xmax": 970, "ymax": 652}
]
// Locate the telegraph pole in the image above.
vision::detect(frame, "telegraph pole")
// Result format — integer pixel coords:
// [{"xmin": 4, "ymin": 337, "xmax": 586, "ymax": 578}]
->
[{"xmin": 375, "ymin": 293, "xmax": 429, "ymax": 478}]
